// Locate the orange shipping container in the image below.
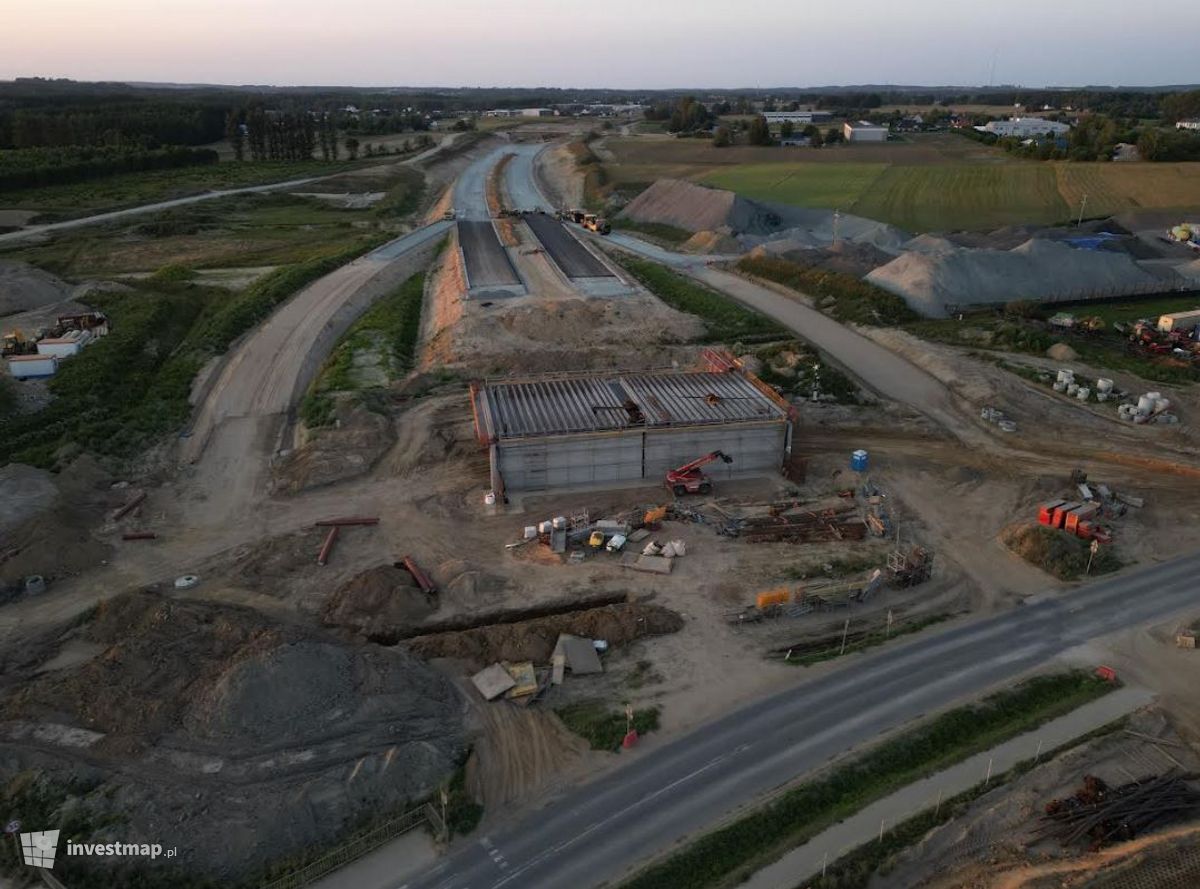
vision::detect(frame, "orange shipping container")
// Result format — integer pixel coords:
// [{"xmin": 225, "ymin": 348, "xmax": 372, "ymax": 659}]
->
[
  {"xmin": 1065, "ymin": 503, "xmax": 1099, "ymax": 534},
  {"xmin": 1038, "ymin": 500, "xmax": 1067, "ymax": 526}
]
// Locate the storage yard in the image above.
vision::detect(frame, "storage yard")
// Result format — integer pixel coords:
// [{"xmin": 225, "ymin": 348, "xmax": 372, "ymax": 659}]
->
[{"xmin": 2, "ymin": 115, "xmax": 1200, "ymax": 889}]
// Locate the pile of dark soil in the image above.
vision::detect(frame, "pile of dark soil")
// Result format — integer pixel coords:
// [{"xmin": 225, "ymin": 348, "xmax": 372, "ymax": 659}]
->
[
  {"xmin": 322, "ymin": 564, "xmax": 435, "ymax": 636},
  {"xmin": 404, "ymin": 602, "xmax": 684, "ymax": 667}
]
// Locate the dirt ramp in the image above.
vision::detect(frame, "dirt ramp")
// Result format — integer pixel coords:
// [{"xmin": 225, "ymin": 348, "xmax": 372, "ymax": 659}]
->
[{"xmin": 620, "ymin": 178, "xmax": 742, "ymax": 233}]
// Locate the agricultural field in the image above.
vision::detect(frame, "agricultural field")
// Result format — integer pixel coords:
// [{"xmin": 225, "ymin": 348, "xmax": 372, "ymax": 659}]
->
[
  {"xmin": 852, "ymin": 164, "xmax": 1069, "ymax": 231},
  {"xmin": 703, "ymin": 163, "xmax": 887, "ymax": 210},
  {"xmin": 601, "ymin": 131, "xmax": 1200, "ymax": 232},
  {"xmin": 1055, "ymin": 163, "xmax": 1200, "ymax": 219}
]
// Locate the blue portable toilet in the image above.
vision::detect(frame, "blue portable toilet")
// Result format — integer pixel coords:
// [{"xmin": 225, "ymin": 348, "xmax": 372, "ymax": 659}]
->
[{"xmin": 851, "ymin": 449, "xmax": 869, "ymax": 472}]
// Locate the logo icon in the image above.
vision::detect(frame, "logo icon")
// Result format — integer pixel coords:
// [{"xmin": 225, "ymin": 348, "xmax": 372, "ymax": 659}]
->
[{"xmin": 19, "ymin": 830, "xmax": 60, "ymax": 868}]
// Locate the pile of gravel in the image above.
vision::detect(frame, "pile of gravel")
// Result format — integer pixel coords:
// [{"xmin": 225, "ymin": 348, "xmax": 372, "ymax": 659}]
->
[
  {"xmin": 867, "ymin": 238, "xmax": 1165, "ymax": 318},
  {"xmin": 0, "ymin": 260, "xmax": 72, "ymax": 316}
]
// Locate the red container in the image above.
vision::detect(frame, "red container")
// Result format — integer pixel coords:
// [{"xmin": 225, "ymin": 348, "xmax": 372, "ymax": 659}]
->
[
  {"xmin": 1051, "ymin": 502, "xmax": 1081, "ymax": 529},
  {"xmin": 1038, "ymin": 500, "xmax": 1067, "ymax": 526},
  {"xmin": 1065, "ymin": 503, "xmax": 1099, "ymax": 534}
]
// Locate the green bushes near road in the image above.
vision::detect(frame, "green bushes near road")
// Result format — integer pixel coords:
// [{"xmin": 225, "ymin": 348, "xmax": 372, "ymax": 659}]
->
[
  {"xmin": 736, "ymin": 255, "xmax": 916, "ymax": 326},
  {"xmin": 615, "ymin": 255, "xmax": 787, "ymax": 343},
  {"xmin": 556, "ymin": 701, "xmax": 661, "ymax": 751},
  {"xmin": 1001, "ymin": 525, "xmax": 1123, "ymax": 581},
  {"xmin": 0, "ymin": 240, "xmax": 386, "ymax": 467},
  {"xmin": 618, "ymin": 671, "xmax": 1114, "ymax": 889}
]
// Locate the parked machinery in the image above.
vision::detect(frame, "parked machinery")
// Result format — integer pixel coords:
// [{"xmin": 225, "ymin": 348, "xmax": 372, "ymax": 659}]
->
[
  {"xmin": 665, "ymin": 450, "xmax": 732, "ymax": 496},
  {"xmin": 582, "ymin": 213, "xmax": 611, "ymax": 234}
]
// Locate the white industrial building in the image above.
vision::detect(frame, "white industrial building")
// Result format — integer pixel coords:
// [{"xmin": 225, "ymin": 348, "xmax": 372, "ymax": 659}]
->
[
  {"xmin": 521, "ymin": 108, "xmax": 554, "ymax": 118},
  {"xmin": 1158, "ymin": 309, "xmax": 1200, "ymax": 333},
  {"xmin": 6, "ymin": 354, "xmax": 58, "ymax": 379},
  {"xmin": 843, "ymin": 120, "xmax": 888, "ymax": 142},
  {"xmin": 1177, "ymin": 119, "xmax": 1200, "ymax": 131},
  {"xmin": 763, "ymin": 110, "xmax": 832, "ymax": 126},
  {"xmin": 979, "ymin": 118, "xmax": 1071, "ymax": 138}
]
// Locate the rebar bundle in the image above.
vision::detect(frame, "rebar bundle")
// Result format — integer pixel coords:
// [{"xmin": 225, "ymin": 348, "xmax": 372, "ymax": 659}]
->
[{"xmin": 1035, "ymin": 772, "xmax": 1200, "ymax": 851}]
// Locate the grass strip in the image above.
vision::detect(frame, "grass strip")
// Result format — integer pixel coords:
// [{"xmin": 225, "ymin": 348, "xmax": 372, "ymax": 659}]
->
[
  {"xmin": 807, "ymin": 716, "xmax": 1130, "ymax": 889},
  {"xmin": 780, "ymin": 614, "xmax": 952, "ymax": 667},
  {"xmin": 618, "ymin": 671, "xmax": 1114, "ymax": 889},
  {"xmin": 611, "ymin": 219, "xmax": 693, "ymax": 247},
  {"xmin": 614, "ymin": 254, "xmax": 787, "ymax": 344},
  {"xmin": 736, "ymin": 255, "xmax": 917, "ymax": 327}
]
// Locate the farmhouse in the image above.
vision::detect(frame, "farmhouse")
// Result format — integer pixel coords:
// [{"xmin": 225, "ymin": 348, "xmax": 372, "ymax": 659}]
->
[
  {"xmin": 470, "ymin": 365, "xmax": 794, "ymax": 495},
  {"xmin": 981, "ymin": 118, "xmax": 1071, "ymax": 138},
  {"xmin": 843, "ymin": 120, "xmax": 888, "ymax": 142}
]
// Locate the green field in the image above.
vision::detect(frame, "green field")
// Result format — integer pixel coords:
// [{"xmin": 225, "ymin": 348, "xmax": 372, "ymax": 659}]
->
[
  {"xmin": 703, "ymin": 163, "xmax": 887, "ymax": 210},
  {"xmin": 603, "ymin": 133, "xmax": 1200, "ymax": 232}
]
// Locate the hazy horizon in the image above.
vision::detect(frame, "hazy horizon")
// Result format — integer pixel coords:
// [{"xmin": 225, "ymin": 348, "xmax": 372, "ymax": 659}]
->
[{"xmin": 6, "ymin": 0, "xmax": 1196, "ymax": 91}]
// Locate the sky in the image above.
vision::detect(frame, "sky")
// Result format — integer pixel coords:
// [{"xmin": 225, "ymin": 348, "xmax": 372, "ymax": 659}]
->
[{"xmin": 4, "ymin": 0, "xmax": 1196, "ymax": 89}]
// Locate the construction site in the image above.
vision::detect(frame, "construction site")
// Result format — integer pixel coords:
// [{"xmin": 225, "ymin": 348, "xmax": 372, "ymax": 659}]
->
[{"xmin": 2, "ymin": 115, "xmax": 1200, "ymax": 889}]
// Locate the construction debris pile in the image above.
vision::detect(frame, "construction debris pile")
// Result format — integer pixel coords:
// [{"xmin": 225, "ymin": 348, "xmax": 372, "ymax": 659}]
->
[
  {"xmin": 3, "ymin": 311, "xmax": 109, "ymax": 379},
  {"xmin": 470, "ymin": 633, "xmax": 606, "ymax": 706},
  {"xmin": 1035, "ymin": 773, "xmax": 1200, "ymax": 851}
]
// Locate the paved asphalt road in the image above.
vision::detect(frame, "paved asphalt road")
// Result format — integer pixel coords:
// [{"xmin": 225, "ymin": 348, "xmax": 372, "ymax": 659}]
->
[
  {"xmin": 457, "ymin": 220, "xmax": 521, "ymax": 288},
  {"xmin": 524, "ymin": 212, "xmax": 614, "ymax": 279},
  {"xmin": 399, "ymin": 550, "xmax": 1200, "ymax": 889}
]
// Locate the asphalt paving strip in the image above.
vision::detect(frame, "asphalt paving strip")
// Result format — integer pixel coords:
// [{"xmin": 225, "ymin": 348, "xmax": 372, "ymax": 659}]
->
[
  {"xmin": 523, "ymin": 213, "xmax": 614, "ymax": 279},
  {"xmin": 457, "ymin": 220, "xmax": 521, "ymax": 288}
]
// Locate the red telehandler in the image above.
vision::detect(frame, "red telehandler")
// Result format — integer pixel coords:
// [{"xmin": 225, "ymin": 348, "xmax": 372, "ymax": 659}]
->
[{"xmin": 665, "ymin": 451, "xmax": 733, "ymax": 496}]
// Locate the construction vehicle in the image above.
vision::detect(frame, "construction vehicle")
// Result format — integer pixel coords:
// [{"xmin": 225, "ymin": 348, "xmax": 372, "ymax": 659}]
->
[
  {"xmin": 582, "ymin": 213, "xmax": 611, "ymax": 235},
  {"xmin": 558, "ymin": 208, "xmax": 587, "ymax": 223},
  {"xmin": 2, "ymin": 330, "xmax": 36, "ymax": 356},
  {"xmin": 665, "ymin": 450, "xmax": 732, "ymax": 496}
]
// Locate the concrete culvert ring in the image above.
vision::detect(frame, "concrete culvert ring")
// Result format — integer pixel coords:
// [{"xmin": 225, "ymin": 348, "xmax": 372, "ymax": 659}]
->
[{"xmin": 174, "ymin": 575, "xmax": 200, "ymax": 589}]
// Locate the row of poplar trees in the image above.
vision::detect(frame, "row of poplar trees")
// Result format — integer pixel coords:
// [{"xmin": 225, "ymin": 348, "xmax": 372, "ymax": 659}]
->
[{"xmin": 224, "ymin": 108, "xmax": 342, "ymax": 162}]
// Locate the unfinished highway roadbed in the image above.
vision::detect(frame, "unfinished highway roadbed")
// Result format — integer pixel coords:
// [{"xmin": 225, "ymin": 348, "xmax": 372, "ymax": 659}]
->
[
  {"xmin": 524, "ymin": 212, "xmax": 614, "ymax": 278},
  {"xmin": 457, "ymin": 219, "xmax": 522, "ymax": 291}
]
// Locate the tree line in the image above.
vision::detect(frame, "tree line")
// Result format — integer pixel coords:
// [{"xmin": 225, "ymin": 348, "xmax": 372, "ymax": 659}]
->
[
  {"xmin": 0, "ymin": 145, "xmax": 218, "ymax": 191},
  {"xmin": 0, "ymin": 104, "xmax": 227, "ymax": 150}
]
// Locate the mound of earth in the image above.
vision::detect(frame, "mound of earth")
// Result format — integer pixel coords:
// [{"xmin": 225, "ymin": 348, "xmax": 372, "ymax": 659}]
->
[
  {"xmin": 680, "ymin": 228, "xmax": 742, "ymax": 255},
  {"xmin": 1000, "ymin": 523, "xmax": 1119, "ymax": 581},
  {"xmin": 867, "ymin": 239, "xmax": 1163, "ymax": 318},
  {"xmin": 0, "ymin": 590, "xmax": 465, "ymax": 881},
  {"xmin": 1046, "ymin": 342, "xmax": 1079, "ymax": 361},
  {"xmin": 749, "ymin": 239, "xmax": 894, "ymax": 277},
  {"xmin": 322, "ymin": 564, "xmax": 435, "ymax": 636},
  {"xmin": 0, "ymin": 461, "xmax": 113, "ymax": 593},
  {"xmin": 0, "ymin": 260, "xmax": 71, "ymax": 316},
  {"xmin": 1179, "ymin": 258, "xmax": 1200, "ymax": 283},
  {"xmin": 275, "ymin": 398, "xmax": 395, "ymax": 494},
  {"xmin": 620, "ymin": 179, "xmax": 907, "ymax": 250},
  {"xmin": 405, "ymin": 602, "xmax": 684, "ymax": 667}
]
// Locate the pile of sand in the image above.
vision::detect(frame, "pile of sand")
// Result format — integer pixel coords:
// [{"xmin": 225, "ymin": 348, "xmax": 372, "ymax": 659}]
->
[
  {"xmin": 321, "ymin": 564, "xmax": 435, "ymax": 636},
  {"xmin": 619, "ymin": 179, "xmax": 907, "ymax": 250},
  {"xmin": 867, "ymin": 238, "xmax": 1163, "ymax": 318},
  {"xmin": 1180, "ymin": 258, "xmax": 1200, "ymax": 283},
  {"xmin": 405, "ymin": 602, "xmax": 684, "ymax": 667},
  {"xmin": 0, "ymin": 260, "xmax": 72, "ymax": 316},
  {"xmin": 681, "ymin": 228, "xmax": 742, "ymax": 255}
]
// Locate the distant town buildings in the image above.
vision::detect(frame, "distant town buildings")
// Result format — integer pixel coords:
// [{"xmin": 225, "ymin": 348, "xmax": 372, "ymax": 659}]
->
[
  {"xmin": 979, "ymin": 117, "xmax": 1071, "ymax": 138},
  {"xmin": 1176, "ymin": 119, "xmax": 1200, "ymax": 132},
  {"xmin": 843, "ymin": 120, "xmax": 889, "ymax": 142},
  {"xmin": 763, "ymin": 110, "xmax": 832, "ymax": 126}
]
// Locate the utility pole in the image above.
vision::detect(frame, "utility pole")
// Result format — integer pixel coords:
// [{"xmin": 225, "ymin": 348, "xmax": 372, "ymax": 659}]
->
[
  {"xmin": 1086, "ymin": 539, "xmax": 1099, "ymax": 576},
  {"xmin": 839, "ymin": 617, "xmax": 851, "ymax": 655},
  {"xmin": 1077, "ymin": 193, "xmax": 1088, "ymax": 226}
]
